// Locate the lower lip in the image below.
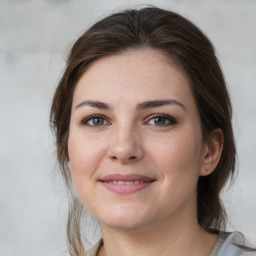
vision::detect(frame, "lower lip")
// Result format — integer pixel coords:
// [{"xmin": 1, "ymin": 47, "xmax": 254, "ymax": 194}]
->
[{"xmin": 101, "ymin": 181, "xmax": 153, "ymax": 194}]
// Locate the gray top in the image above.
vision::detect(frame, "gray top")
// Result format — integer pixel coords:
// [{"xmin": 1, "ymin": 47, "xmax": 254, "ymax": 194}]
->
[
  {"xmin": 85, "ymin": 232, "xmax": 256, "ymax": 256},
  {"xmin": 211, "ymin": 232, "xmax": 256, "ymax": 256}
]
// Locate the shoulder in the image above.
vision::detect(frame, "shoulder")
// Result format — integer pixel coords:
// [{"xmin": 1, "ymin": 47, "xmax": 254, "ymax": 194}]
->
[
  {"xmin": 217, "ymin": 232, "xmax": 256, "ymax": 256},
  {"xmin": 84, "ymin": 234, "xmax": 256, "ymax": 256},
  {"xmin": 84, "ymin": 239, "xmax": 103, "ymax": 256}
]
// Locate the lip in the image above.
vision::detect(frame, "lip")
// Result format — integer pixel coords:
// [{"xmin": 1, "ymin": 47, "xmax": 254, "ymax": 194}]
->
[{"xmin": 99, "ymin": 173, "xmax": 155, "ymax": 194}]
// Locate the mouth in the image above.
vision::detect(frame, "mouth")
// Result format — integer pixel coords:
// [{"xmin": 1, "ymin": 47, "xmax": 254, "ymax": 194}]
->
[
  {"xmin": 105, "ymin": 180, "xmax": 148, "ymax": 185},
  {"xmin": 99, "ymin": 174, "xmax": 156, "ymax": 194}
]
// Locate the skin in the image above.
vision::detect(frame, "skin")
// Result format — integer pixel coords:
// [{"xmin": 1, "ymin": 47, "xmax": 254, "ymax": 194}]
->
[{"xmin": 68, "ymin": 48, "xmax": 223, "ymax": 256}]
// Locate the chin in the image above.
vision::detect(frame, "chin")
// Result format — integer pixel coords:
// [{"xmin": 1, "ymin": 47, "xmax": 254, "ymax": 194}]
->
[
  {"xmin": 101, "ymin": 218, "xmax": 148, "ymax": 232},
  {"xmin": 98, "ymin": 206, "xmax": 152, "ymax": 231}
]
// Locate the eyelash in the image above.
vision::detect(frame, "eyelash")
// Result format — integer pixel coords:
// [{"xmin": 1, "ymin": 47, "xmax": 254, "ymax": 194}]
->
[
  {"xmin": 145, "ymin": 114, "xmax": 177, "ymax": 126},
  {"xmin": 80, "ymin": 114, "xmax": 110, "ymax": 127},
  {"xmin": 80, "ymin": 113, "xmax": 177, "ymax": 127}
]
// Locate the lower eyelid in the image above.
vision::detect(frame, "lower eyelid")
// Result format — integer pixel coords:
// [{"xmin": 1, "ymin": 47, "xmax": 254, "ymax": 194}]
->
[
  {"xmin": 78, "ymin": 114, "xmax": 177, "ymax": 126},
  {"xmin": 79, "ymin": 115, "xmax": 109, "ymax": 126},
  {"xmin": 145, "ymin": 114, "xmax": 177, "ymax": 124}
]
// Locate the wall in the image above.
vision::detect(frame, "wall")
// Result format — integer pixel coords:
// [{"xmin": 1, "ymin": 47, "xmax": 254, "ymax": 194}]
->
[{"xmin": 0, "ymin": 0, "xmax": 255, "ymax": 255}]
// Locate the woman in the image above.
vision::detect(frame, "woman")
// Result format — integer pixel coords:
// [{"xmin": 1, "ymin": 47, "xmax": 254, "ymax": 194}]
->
[{"xmin": 50, "ymin": 6, "xmax": 255, "ymax": 256}]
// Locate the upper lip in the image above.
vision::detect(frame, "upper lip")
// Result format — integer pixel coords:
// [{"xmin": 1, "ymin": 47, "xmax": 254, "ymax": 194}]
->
[{"xmin": 100, "ymin": 173, "xmax": 155, "ymax": 182}]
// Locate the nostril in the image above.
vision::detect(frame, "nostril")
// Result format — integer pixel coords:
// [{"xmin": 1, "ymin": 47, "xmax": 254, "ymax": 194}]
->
[{"xmin": 110, "ymin": 155, "xmax": 137, "ymax": 161}]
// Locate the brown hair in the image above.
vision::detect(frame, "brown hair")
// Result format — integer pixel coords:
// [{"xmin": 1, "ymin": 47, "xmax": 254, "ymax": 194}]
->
[{"xmin": 50, "ymin": 6, "xmax": 236, "ymax": 255}]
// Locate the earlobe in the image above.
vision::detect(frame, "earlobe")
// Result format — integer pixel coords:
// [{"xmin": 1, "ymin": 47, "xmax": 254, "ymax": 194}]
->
[{"xmin": 200, "ymin": 128, "xmax": 224, "ymax": 176}]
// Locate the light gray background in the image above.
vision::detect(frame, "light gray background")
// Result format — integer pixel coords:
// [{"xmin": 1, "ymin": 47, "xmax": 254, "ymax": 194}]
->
[{"xmin": 0, "ymin": 0, "xmax": 255, "ymax": 255}]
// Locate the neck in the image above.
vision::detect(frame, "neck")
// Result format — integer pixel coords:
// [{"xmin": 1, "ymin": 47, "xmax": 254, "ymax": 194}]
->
[{"xmin": 98, "ymin": 211, "xmax": 218, "ymax": 256}]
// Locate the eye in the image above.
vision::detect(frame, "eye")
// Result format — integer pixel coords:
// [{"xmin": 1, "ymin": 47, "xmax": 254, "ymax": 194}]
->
[
  {"xmin": 81, "ymin": 115, "xmax": 109, "ymax": 127},
  {"xmin": 146, "ymin": 114, "xmax": 177, "ymax": 126}
]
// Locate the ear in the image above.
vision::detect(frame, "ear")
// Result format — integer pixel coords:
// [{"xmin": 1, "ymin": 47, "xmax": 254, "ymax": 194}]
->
[{"xmin": 200, "ymin": 128, "xmax": 224, "ymax": 176}]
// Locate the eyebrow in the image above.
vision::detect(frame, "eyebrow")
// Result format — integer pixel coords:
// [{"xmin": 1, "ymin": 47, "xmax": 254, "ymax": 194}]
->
[
  {"xmin": 137, "ymin": 99, "xmax": 186, "ymax": 111},
  {"xmin": 75, "ymin": 99, "xmax": 186, "ymax": 111},
  {"xmin": 75, "ymin": 100, "xmax": 110, "ymax": 110}
]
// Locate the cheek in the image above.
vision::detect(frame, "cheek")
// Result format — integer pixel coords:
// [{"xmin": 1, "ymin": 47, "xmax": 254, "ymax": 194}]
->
[
  {"xmin": 150, "ymin": 132, "xmax": 202, "ymax": 169},
  {"xmin": 68, "ymin": 133, "xmax": 103, "ymax": 173},
  {"xmin": 67, "ymin": 135, "xmax": 100, "ymax": 208},
  {"xmin": 67, "ymin": 133, "xmax": 105, "ymax": 200},
  {"xmin": 147, "ymin": 130, "xmax": 204, "ymax": 197},
  {"xmin": 153, "ymin": 134, "xmax": 202, "ymax": 200}
]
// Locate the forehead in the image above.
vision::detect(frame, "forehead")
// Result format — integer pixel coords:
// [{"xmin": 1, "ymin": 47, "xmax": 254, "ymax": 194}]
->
[{"xmin": 73, "ymin": 48, "xmax": 194, "ymax": 106}]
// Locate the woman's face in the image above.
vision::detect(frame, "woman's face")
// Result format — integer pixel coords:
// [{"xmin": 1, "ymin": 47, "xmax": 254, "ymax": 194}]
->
[{"xmin": 68, "ymin": 49, "xmax": 212, "ymax": 232}]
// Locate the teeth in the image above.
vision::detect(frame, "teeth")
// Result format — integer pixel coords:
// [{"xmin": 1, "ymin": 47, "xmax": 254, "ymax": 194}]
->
[{"xmin": 109, "ymin": 180, "xmax": 144, "ymax": 185}]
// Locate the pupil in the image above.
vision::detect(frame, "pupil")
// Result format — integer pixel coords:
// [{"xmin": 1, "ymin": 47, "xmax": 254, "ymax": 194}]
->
[
  {"xmin": 155, "ymin": 117, "xmax": 165, "ymax": 125},
  {"xmin": 93, "ymin": 118, "xmax": 103, "ymax": 125}
]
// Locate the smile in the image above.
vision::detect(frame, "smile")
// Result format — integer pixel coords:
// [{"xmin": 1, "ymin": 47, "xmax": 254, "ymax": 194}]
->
[
  {"xmin": 105, "ymin": 180, "xmax": 148, "ymax": 185},
  {"xmin": 100, "ymin": 174, "xmax": 155, "ymax": 194}
]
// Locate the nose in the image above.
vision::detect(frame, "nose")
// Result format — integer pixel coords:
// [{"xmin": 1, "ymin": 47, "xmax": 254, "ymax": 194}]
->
[{"xmin": 108, "ymin": 125, "xmax": 143, "ymax": 163}]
